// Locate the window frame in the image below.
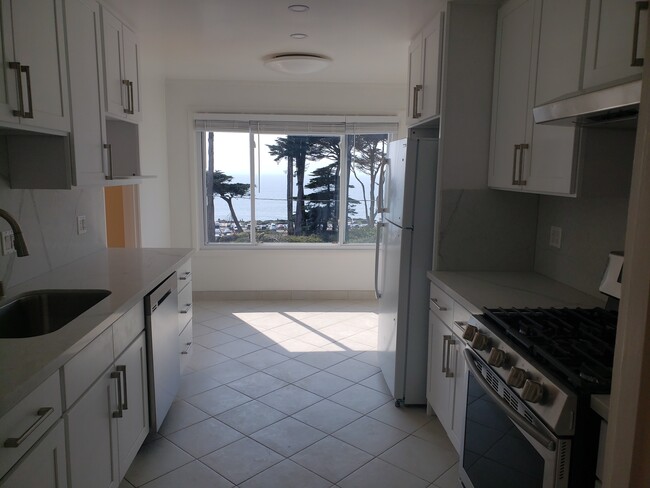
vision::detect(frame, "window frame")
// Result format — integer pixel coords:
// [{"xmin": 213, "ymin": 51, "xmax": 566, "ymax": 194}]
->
[{"xmin": 195, "ymin": 114, "xmax": 399, "ymax": 250}]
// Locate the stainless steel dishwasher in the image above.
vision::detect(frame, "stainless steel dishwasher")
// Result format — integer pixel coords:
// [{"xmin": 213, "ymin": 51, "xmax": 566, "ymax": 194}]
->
[{"xmin": 144, "ymin": 272, "xmax": 179, "ymax": 432}]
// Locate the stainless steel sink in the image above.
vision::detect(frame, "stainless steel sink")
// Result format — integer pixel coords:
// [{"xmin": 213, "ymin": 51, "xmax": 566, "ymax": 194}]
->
[{"xmin": 0, "ymin": 289, "xmax": 111, "ymax": 338}]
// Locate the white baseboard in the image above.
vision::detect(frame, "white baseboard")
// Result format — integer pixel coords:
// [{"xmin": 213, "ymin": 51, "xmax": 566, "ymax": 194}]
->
[{"xmin": 193, "ymin": 290, "xmax": 377, "ymax": 301}]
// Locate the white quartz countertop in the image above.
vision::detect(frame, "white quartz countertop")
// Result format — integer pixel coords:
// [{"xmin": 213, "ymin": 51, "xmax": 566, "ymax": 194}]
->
[
  {"xmin": 427, "ymin": 270, "xmax": 605, "ymax": 314},
  {"xmin": 0, "ymin": 248, "xmax": 193, "ymax": 417}
]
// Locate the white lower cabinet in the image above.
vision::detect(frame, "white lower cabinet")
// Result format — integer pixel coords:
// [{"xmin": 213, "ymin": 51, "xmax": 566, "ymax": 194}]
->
[
  {"xmin": 0, "ymin": 420, "xmax": 67, "ymax": 488},
  {"xmin": 426, "ymin": 283, "xmax": 469, "ymax": 453}
]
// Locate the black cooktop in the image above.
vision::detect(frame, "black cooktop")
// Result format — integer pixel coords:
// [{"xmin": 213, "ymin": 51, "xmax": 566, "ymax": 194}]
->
[{"xmin": 481, "ymin": 307, "xmax": 618, "ymax": 394}]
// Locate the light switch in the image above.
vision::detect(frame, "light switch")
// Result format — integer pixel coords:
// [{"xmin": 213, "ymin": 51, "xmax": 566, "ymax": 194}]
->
[
  {"xmin": 77, "ymin": 215, "xmax": 87, "ymax": 235},
  {"xmin": 549, "ymin": 226, "xmax": 562, "ymax": 249},
  {"xmin": 1, "ymin": 230, "xmax": 14, "ymax": 255}
]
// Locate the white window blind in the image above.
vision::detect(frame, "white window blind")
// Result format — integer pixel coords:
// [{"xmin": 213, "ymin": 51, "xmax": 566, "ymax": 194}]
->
[{"xmin": 194, "ymin": 114, "xmax": 398, "ymax": 136}]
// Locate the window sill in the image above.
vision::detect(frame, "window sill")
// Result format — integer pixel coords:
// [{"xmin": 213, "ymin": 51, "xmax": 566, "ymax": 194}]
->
[{"xmin": 198, "ymin": 243, "xmax": 375, "ymax": 252}]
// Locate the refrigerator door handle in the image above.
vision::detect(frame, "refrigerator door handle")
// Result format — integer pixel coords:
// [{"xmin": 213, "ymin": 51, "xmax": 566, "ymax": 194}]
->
[
  {"xmin": 377, "ymin": 159, "xmax": 389, "ymax": 214},
  {"xmin": 374, "ymin": 222, "xmax": 385, "ymax": 299}
]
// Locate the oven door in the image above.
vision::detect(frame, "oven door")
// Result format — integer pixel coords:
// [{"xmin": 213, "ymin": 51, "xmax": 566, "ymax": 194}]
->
[{"xmin": 460, "ymin": 348, "xmax": 570, "ymax": 488}]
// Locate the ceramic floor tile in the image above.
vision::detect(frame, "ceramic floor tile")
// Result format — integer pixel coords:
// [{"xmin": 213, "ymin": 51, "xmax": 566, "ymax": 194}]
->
[
  {"xmin": 200, "ymin": 437, "xmax": 283, "ymax": 485},
  {"xmin": 318, "ymin": 323, "xmax": 366, "ymax": 341},
  {"xmin": 268, "ymin": 339, "xmax": 322, "ymax": 358},
  {"xmin": 346, "ymin": 330, "xmax": 378, "ymax": 348},
  {"xmin": 243, "ymin": 332, "xmax": 279, "ymax": 347},
  {"xmin": 211, "ymin": 339, "xmax": 262, "ymax": 358},
  {"xmin": 186, "ymin": 385, "xmax": 252, "ymax": 416},
  {"xmin": 221, "ymin": 323, "xmax": 261, "ymax": 338},
  {"xmin": 379, "ymin": 435, "xmax": 458, "ymax": 482},
  {"xmin": 187, "ymin": 348, "xmax": 230, "ymax": 370},
  {"xmin": 159, "ymin": 400, "xmax": 210, "ymax": 435},
  {"xmin": 251, "ymin": 417, "xmax": 326, "ymax": 456},
  {"xmin": 354, "ymin": 350, "xmax": 380, "ymax": 367},
  {"xmin": 217, "ymin": 400, "xmax": 287, "ymax": 435},
  {"xmin": 295, "ymin": 350, "xmax": 348, "ymax": 369},
  {"xmin": 325, "ymin": 358, "xmax": 380, "ymax": 382},
  {"xmin": 125, "ymin": 437, "xmax": 193, "ymax": 487},
  {"xmin": 175, "ymin": 371, "xmax": 222, "ymax": 399},
  {"xmin": 193, "ymin": 323, "xmax": 218, "ymax": 337},
  {"xmin": 431, "ymin": 463, "xmax": 459, "ymax": 488},
  {"xmin": 227, "ymin": 371, "xmax": 288, "ymax": 398},
  {"xmin": 412, "ymin": 417, "xmax": 454, "ymax": 448},
  {"xmin": 368, "ymin": 404, "xmax": 431, "ymax": 434},
  {"xmin": 264, "ymin": 358, "xmax": 320, "ymax": 383},
  {"xmin": 358, "ymin": 372, "xmax": 391, "ymax": 394},
  {"xmin": 240, "ymin": 459, "xmax": 331, "ymax": 488},
  {"xmin": 332, "ymin": 416, "xmax": 409, "ymax": 456},
  {"xmin": 201, "ymin": 315, "xmax": 248, "ymax": 330},
  {"xmin": 192, "ymin": 307, "xmax": 224, "ymax": 323},
  {"xmin": 193, "ymin": 331, "xmax": 239, "ymax": 349},
  {"xmin": 297, "ymin": 330, "xmax": 340, "ymax": 347},
  {"xmin": 294, "ymin": 371, "xmax": 354, "ymax": 398},
  {"xmin": 139, "ymin": 460, "xmax": 233, "ymax": 488},
  {"xmin": 338, "ymin": 458, "xmax": 428, "ymax": 488},
  {"xmin": 242, "ymin": 312, "xmax": 297, "ymax": 329},
  {"xmin": 290, "ymin": 436, "xmax": 373, "ymax": 483},
  {"xmin": 119, "ymin": 479, "xmax": 135, "ymax": 488},
  {"xmin": 237, "ymin": 349, "xmax": 290, "ymax": 369},
  {"xmin": 200, "ymin": 359, "xmax": 257, "ymax": 383},
  {"xmin": 329, "ymin": 384, "xmax": 392, "ymax": 414},
  {"xmin": 292, "ymin": 399, "xmax": 362, "ymax": 434},
  {"xmin": 258, "ymin": 384, "xmax": 322, "ymax": 415},
  {"xmin": 166, "ymin": 417, "xmax": 244, "ymax": 458}
]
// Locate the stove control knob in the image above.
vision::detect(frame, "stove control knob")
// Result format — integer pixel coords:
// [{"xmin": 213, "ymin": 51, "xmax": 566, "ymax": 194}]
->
[
  {"xmin": 462, "ymin": 325, "xmax": 478, "ymax": 342},
  {"xmin": 471, "ymin": 333, "xmax": 490, "ymax": 351},
  {"xmin": 487, "ymin": 348, "xmax": 507, "ymax": 368},
  {"xmin": 507, "ymin": 367, "xmax": 527, "ymax": 388},
  {"xmin": 521, "ymin": 380, "xmax": 545, "ymax": 403}
]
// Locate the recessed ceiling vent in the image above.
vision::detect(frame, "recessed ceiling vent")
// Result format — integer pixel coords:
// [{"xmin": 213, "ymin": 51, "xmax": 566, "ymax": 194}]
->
[{"xmin": 264, "ymin": 53, "xmax": 331, "ymax": 74}]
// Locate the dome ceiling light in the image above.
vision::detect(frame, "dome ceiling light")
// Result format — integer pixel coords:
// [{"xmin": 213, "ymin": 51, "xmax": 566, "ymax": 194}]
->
[
  {"xmin": 288, "ymin": 4, "xmax": 310, "ymax": 12},
  {"xmin": 264, "ymin": 53, "xmax": 332, "ymax": 74},
  {"xmin": 290, "ymin": 33, "xmax": 308, "ymax": 39}
]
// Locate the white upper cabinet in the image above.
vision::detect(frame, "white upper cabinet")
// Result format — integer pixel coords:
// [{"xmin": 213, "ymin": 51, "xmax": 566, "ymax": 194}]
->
[
  {"xmin": 101, "ymin": 8, "xmax": 141, "ymax": 122},
  {"xmin": 0, "ymin": 0, "xmax": 70, "ymax": 132},
  {"xmin": 583, "ymin": 0, "xmax": 645, "ymax": 89},
  {"xmin": 489, "ymin": 0, "xmax": 578, "ymax": 196},
  {"xmin": 407, "ymin": 12, "xmax": 444, "ymax": 126},
  {"xmin": 65, "ymin": 0, "xmax": 108, "ymax": 186},
  {"xmin": 535, "ymin": 0, "xmax": 587, "ymax": 105}
]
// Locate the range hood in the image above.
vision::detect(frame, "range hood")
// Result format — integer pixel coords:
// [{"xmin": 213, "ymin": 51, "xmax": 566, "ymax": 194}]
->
[{"xmin": 533, "ymin": 80, "xmax": 641, "ymax": 126}]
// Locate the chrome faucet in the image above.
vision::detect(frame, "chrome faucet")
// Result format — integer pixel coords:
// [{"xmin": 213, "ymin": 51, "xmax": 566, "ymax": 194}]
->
[{"xmin": 0, "ymin": 208, "xmax": 29, "ymax": 298}]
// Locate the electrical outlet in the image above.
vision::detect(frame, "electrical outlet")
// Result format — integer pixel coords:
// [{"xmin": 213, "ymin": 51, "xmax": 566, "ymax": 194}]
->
[
  {"xmin": 77, "ymin": 215, "xmax": 87, "ymax": 235},
  {"xmin": 1, "ymin": 230, "xmax": 14, "ymax": 256},
  {"xmin": 549, "ymin": 226, "xmax": 562, "ymax": 249}
]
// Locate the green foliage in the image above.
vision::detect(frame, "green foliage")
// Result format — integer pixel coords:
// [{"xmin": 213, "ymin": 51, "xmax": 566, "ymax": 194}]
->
[{"xmin": 346, "ymin": 225, "xmax": 377, "ymax": 243}]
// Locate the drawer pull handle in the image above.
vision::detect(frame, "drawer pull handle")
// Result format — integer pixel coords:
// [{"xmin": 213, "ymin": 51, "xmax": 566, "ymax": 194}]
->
[
  {"xmin": 111, "ymin": 371, "xmax": 123, "ymax": 418},
  {"xmin": 4, "ymin": 407, "xmax": 54, "ymax": 448},
  {"xmin": 181, "ymin": 342, "xmax": 192, "ymax": 354},
  {"xmin": 431, "ymin": 298, "xmax": 447, "ymax": 311},
  {"xmin": 116, "ymin": 365, "xmax": 128, "ymax": 411},
  {"xmin": 179, "ymin": 271, "xmax": 191, "ymax": 281},
  {"xmin": 180, "ymin": 303, "xmax": 192, "ymax": 314}
]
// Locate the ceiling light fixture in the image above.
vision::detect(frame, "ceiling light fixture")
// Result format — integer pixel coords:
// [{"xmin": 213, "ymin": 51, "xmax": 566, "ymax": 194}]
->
[
  {"xmin": 264, "ymin": 53, "xmax": 331, "ymax": 74},
  {"xmin": 290, "ymin": 33, "xmax": 308, "ymax": 39},
  {"xmin": 288, "ymin": 4, "xmax": 310, "ymax": 12}
]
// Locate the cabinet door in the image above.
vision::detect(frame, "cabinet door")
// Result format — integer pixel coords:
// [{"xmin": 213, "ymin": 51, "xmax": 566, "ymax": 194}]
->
[
  {"xmin": 122, "ymin": 24, "xmax": 140, "ymax": 121},
  {"xmin": 525, "ymin": 124, "xmax": 578, "ymax": 194},
  {"xmin": 116, "ymin": 332, "xmax": 149, "ymax": 479},
  {"xmin": 535, "ymin": 0, "xmax": 587, "ymax": 105},
  {"xmin": 1, "ymin": 421, "xmax": 67, "ymax": 488},
  {"xmin": 65, "ymin": 0, "xmax": 108, "ymax": 186},
  {"xmin": 420, "ymin": 12, "xmax": 444, "ymax": 120},
  {"xmin": 67, "ymin": 369, "xmax": 120, "ymax": 488},
  {"xmin": 427, "ymin": 313, "xmax": 452, "ymax": 428},
  {"xmin": 406, "ymin": 35, "xmax": 423, "ymax": 125},
  {"xmin": 0, "ymin": 1, "xmax": 19, "ymax": 124},
  {"xmin": 101, "ymin": 8, "xmax": 126, "ymax": 118},
  {"xmin": 583, "ymin": 0, "xmax": 644, "ymax": 89},
  {"xmin": 11, "ymin": 0, "xmax": 69, "ymax": 131},
  {"xmin": 488, "ymin": 0, "xmax": 539, "ymax": 190}
]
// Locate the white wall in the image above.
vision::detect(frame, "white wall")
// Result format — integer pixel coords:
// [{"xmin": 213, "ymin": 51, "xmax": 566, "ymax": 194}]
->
[{"xmin": 165, "ymin": 79, "xmax": 405, "ymax": 291}]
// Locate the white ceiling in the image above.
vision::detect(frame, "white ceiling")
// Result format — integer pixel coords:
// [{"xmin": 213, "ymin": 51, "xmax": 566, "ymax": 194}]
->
[{"xmin": 104, "ymin": 0, "xmax": 442, "ymax": 84}]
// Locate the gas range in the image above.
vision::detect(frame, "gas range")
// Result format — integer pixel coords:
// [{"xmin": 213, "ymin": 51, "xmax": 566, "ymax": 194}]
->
[{"xmin": 463, "ymin": 306, "xmax": 617, "ymax": 435}]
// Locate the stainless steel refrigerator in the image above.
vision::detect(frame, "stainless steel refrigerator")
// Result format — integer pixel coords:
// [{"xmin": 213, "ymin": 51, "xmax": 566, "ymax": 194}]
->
[{"xmin": 375, "ymin": 133, "xmax": 438, "ymax": 406}]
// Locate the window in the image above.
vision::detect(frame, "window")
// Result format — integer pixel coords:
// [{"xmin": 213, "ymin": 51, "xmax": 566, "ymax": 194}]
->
[{"xmin": 197, "ymin": 115, "xmax": 397, "ymax": 246}]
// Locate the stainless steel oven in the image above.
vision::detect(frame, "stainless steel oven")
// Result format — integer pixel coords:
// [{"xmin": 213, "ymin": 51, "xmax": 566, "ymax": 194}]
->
[{"xmin": 460, "ymin": 349, "xmax": 569, "ymax": 488}]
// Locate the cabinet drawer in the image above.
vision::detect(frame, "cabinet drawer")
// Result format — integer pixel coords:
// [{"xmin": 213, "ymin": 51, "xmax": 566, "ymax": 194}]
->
[
  {"xmin": 0, "ymin": 372, "xmax": 62, "ymax": 479},
  {"xmin": 429, "ymin": 283, "xmax": 454, "ymax": 325},
  {"xmin": 113, "ymin": 301, "xmax": 145, "ymax": 358},
  {"xmin": 179, "ymin": 321, "xmax": 193, "ymax": 374},
  {"xmin": 63, "ymin": 327, "xmax": 113, "ymax": 408},
  {"xmin": 178, "ymin": 280, "xmax": 193, "ymax": 333},
  {"xmin": 177, "ymin": 260, "xmax": 192, "ymax": 291}
]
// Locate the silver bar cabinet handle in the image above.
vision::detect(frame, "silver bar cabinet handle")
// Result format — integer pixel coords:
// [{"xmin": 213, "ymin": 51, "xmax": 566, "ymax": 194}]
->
[
  {"xmin": 180, "ymin": 303, "xmax": 192, "ymax": 314},
  {"xmin": 104, "ymin": 143, "xmax": 113, "ymax": 180},
  {"xmin": 111, "ymin": 371, "xmax": 123, "ymax": 418},
  {"xmin": 20, "ymin": 65, "xmax": 34, "ymax": 119},
  {"xmin": 519, "ymin": 143, "xmax": 529, "ymax": 186},
  {"xmin": 632, "ymin": 2, "xmax": 648, "ymax": 66},
  {"xmin": 129, "ymin": 81, "xmax": 135, "ymax": 114},
  {"xmin": 441, "ymin": 335, "xmax": 450, "ymax": 373},
  {"xmin": 446, "ymin": 337, "xmax": 455, "ymax": 378},
  {"xmin": 8, "ymin": 62, "xmax": 25, "ymax": 117},
  {"xmin": 181, "ymin": 342, "xmax": 192, "ymax": 354},
  {"xmin": 116, "ymin": 365, "xmax": 128, "ymax": 410},
  {"xmin": 412, "ymin": 84, "xmax": 423, "ymax": 118},
  {"xmin": 122, "ymin": 79, "xmax": 132, "ymax": 114},
  {"xmin": 179, "ymin": 271, "xmax": 191, "ymax": 281},
  {"xmin": 3, "ymin": 407, "xmax": 54, "ymax": 447},
  {"xmin": 430, "ymin": 298, "xmax": 447, "ymax": 312},
  {"xmin": 512, "ymin": 144, "xmax": 521, "ymax": 185}
]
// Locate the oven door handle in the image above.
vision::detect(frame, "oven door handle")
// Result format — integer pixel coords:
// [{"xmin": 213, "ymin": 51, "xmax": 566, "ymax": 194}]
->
[{"xmin": 463, "ymin": 348, "xmax": 557, "ymax": 451}]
